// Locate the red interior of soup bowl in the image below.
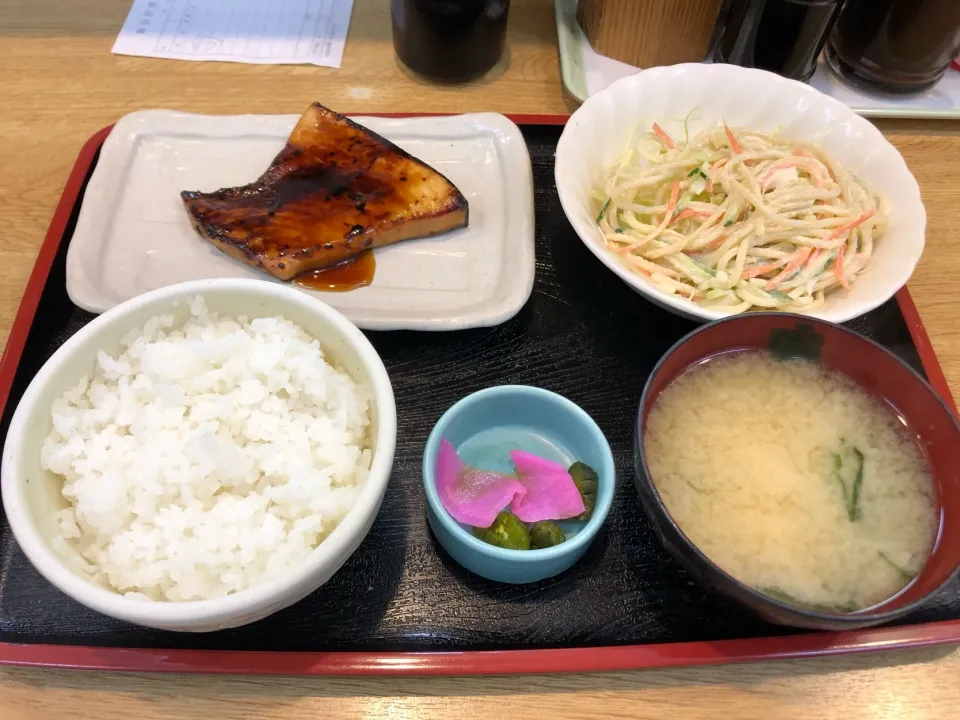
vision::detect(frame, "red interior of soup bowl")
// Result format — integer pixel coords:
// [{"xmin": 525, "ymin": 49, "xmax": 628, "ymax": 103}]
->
[{"xmin": 640, "ymin": 313, "xmax": 960, "ymax": 620}]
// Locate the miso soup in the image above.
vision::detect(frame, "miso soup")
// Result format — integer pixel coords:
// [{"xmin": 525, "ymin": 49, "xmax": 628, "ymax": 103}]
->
[{"xmin": 643, "ymin": 351, "xmax": 937, "ymax": 612}]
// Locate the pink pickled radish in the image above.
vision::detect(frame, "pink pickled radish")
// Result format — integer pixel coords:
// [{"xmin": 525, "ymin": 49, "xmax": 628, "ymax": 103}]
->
[
  {"xmin": 435, "ymin": 439, "xmax": 526, "ymax": 527},
  {"xmin": 509, "ymin": 450, "xmax": 586, "ymax": 522}
]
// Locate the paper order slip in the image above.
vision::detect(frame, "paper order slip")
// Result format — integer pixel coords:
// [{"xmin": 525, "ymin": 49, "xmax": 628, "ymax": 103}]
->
[{"xmin": 113, "ymin": 0, "xmax": 355, "ymax": 67}]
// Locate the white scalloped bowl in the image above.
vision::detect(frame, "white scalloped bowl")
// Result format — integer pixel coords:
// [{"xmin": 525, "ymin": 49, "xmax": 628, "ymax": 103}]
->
[{"xmin": 555, "ymin": 64, "xmax": 926, "ymax": 323}]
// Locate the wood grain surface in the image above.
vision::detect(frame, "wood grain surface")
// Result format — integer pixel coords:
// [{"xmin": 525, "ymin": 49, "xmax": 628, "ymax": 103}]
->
[
  {"xmin": 1, "ymin": 0, "xmax": 959, "ymax": 718},
  {"xmin": 577, "ymin": 0, "xmax": 723, "ymax": 67}
]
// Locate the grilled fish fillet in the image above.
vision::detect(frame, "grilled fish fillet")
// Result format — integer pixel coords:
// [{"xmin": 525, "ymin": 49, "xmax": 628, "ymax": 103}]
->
[{"xmin": 181, "ymin": 102, "xmax": 469, "ymax": 280}]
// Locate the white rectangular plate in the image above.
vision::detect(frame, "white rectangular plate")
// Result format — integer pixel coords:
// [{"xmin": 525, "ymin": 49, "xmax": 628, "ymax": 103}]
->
[{"xmin": 66, "ymin": 110, "xmax": 535, "ymax": 331}]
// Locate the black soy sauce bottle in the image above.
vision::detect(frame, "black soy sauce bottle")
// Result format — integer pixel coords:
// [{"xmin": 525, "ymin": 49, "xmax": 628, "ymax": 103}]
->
[
  {"xmin": 391, "ymin": 0, "xmax": 510, "ymax": 83},
  {"xmin": 713, "ymin": 0, "xmax": 845, "ymax": 83},
  {"xmin": 826, "ymin": 0, "xmax": 960, "ymax": 94}
]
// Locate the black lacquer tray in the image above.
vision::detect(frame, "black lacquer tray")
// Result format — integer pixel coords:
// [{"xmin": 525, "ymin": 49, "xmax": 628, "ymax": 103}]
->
[{"xmin": 0, "ymin": 119, "xmax": 957, "ymax": 675}]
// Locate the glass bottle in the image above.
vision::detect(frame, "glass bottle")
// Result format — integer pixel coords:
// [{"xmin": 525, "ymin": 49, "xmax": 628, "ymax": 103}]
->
[
  {"xmin": 826, "ymin": 0, "xmax": 960, "ymax": 94},
  {"xmin": 713, "ymin": 0, "xmax": 844, "ymax": 83},
  {"xmin": 391, "ymin": 0, "xmax": 510, "ymax": 83}
]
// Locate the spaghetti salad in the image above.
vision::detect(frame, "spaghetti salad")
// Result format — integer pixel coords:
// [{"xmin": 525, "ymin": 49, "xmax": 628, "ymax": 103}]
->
[{"xmin": 595, "ymin": 121, "xmax": 889, "ymax": 313}]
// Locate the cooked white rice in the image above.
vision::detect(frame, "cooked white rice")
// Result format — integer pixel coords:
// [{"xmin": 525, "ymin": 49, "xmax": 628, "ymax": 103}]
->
[
  {"xmin": 40, "ymin": 296, "xmax": 372, "ymax": 602},
  {"xmin": 644, "ymin": 352, "xmax": 937, "ymax": 612}
]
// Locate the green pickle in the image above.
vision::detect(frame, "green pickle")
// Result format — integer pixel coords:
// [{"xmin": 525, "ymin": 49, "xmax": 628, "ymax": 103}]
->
[
  {"xmin": 474, "ymin": 511, "xmax": 531, "ymax": 550},
  {"xmin": 568, "ymin": 461, "xmax": 599, "ymax": 520},
  {"xmin": 468, "ymin": 459, "xmax": 599, "ymax": 551},
  {"xmin": 530, "ymin": 521, "xmax": 566, "ymax": 549}
]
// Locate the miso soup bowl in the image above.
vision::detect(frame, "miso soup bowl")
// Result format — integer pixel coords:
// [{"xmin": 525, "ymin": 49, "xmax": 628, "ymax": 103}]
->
[{"xmin": 634, "ymin": 312, "xmax": 960, "ymax": 631}]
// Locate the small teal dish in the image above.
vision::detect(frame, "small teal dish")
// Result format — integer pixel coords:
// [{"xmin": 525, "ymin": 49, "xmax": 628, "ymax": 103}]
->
[{"xmin": 422, "ymin": 385, "xmax": 615, "ymax": 584}]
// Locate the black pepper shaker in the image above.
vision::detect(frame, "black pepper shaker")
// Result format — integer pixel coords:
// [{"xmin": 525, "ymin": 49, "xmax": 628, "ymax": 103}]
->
[{"xmin": 713, "ymin": 0, "xmax": 845, "ymax": 83}]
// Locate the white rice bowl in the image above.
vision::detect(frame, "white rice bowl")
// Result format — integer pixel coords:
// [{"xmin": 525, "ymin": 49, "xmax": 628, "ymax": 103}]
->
[
  {"xmin": 41, "ymin": 296, "xmax": 371, "ymax": 602},
  {"xmin": 1, "ymin": 278, "xmax": 396, "ymax": 631}
]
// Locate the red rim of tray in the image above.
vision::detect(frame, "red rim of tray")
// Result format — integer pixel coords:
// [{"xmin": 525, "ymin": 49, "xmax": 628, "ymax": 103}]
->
[{"xmin": 0, "ymin": 114, "xmax": 957, "ymax": 676}]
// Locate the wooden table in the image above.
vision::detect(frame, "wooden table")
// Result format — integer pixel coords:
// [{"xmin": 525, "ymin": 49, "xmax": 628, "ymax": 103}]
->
[{"xmin": 1, "ymin": 1, "xmax": 959, "ymax": 717}]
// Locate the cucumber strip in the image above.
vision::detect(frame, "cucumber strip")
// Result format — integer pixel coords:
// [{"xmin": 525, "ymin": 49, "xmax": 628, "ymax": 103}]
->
[
  {"xmin": 669, "ymin": 253, "xmax": 715, "ymax": 281},
  {"xmin": 596, "ymin": 198, "xmax": 611, "ymax": 223}
]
